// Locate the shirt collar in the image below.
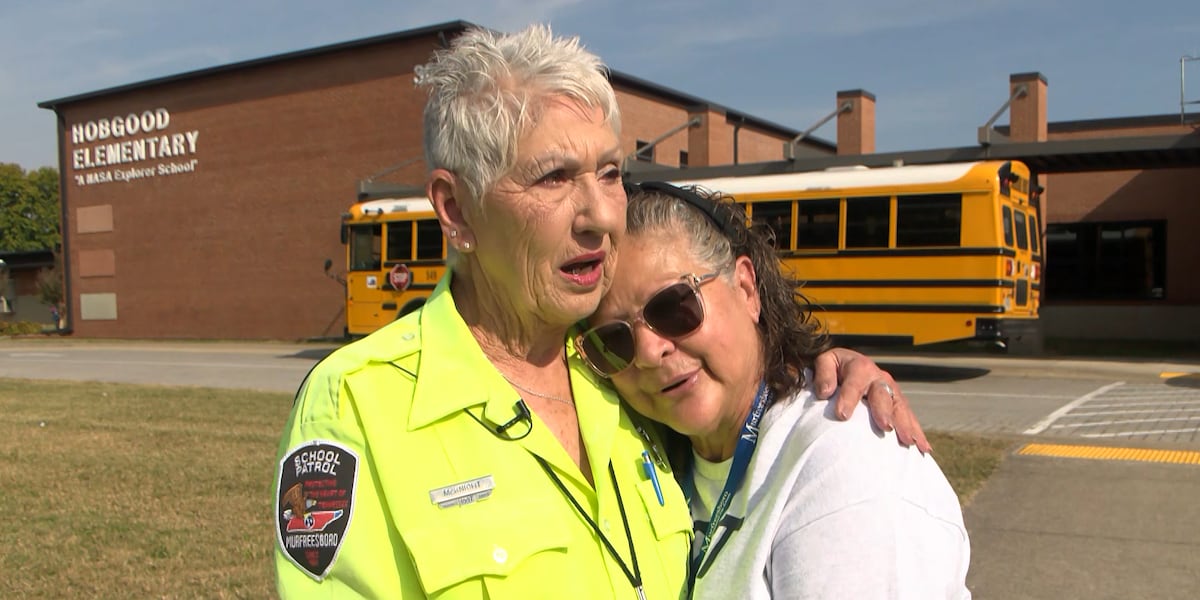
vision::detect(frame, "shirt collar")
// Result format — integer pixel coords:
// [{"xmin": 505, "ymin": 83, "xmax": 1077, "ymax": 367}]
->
[
  {"xmin": 406, "ymin": 269, "xmax": 506, "ymax": 429},
  {"xmin": 404, "ymin": 269, "xmax": 619, "ymax": 437}
]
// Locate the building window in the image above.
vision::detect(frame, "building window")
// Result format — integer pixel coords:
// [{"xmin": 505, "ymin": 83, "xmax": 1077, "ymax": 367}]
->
[
  {"xmin": 1044, "ymin": 220, "xmax": 1166, "ymax": 301},
  {"xmin": 679, "ymin": 150, "xmax": 688, "ymax": 168},
  {"xmin": 635, "ymin": 140, "xmax": 654, "ymax": 163},
  {"xmin": 896, "ymin": 194, "xmax": 961, "ymax": 247},
  {"xmin": 845, "ymin": 196, "xmax": 890, "ymax": 248}
]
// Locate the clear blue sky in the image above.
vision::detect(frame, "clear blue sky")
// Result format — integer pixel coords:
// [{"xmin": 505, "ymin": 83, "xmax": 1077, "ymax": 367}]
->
[{"xmin": 3, "ymin": 0, "xmax": 1198, "ymax": 170}]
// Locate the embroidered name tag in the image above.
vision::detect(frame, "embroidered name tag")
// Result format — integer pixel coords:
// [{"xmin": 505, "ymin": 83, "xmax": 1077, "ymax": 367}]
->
[{"xmin": 430, "ymin": 475, "xmax": 495, "ymax": 508}]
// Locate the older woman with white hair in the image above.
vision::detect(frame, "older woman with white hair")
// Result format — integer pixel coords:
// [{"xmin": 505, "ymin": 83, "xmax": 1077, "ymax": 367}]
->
[{"xmin": 274, "ymin": 24, "xmax": 924, "ymax": 599}]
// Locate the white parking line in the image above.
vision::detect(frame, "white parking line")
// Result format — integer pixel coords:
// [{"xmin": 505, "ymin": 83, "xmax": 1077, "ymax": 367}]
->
[
  {"xmin": 1023, "ymin": 382, "xmax": 1125, "ymax": 435},
  {"xmin": 1081, "ymin": 427, "xmax": 1200, "ymax": 438},
  {"xmin": 905, "ymin": 389, "xmax": 1074, "ymax": 400},
  {"xmin": 1067, "ymin": 407, "xmax": 1200, "ymax": 417},
  {"xmin": 1050, "ymin": 415, "xmax": 1200, "ymax": 429},
  {"xmin": 1092, "ymin": 393, "xmax": 1200, "ymax": 399},
  {"xmin": 1083, "ymin": 400, "xmax": 1200, "ymax": 409}
]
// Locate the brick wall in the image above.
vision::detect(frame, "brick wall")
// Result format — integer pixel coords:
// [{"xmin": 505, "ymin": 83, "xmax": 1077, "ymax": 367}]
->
[
  {"xmin": 1047, "ymin": 166, "xmax": 1200, "ymax": 304},
  {"xmin": 53, "ymin": 33, "xmax": 803, "ymax": 339},
  {"xmin": 733, "ymin": 125, "xmax": 791, "ymax": 163},
  {"xmin": 58, "ymin": 35, "xmax": 439, "ymax": 339},
  {"xmin": 615, "ymin": 91, "xmax": 691, "ymax": 166}
]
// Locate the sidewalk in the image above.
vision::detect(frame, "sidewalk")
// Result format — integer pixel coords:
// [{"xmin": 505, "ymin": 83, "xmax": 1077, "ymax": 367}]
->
[
  {"xmin": 889, "ymin": 349, "xmax": 1200, "ymax": 599},
  {"xmin": 963, "ymin": 451, "xmax": 1200, "ymax": 600}
]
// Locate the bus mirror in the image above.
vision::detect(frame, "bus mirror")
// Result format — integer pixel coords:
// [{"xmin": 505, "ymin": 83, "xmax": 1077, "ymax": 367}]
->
[
  {"xmin": 323, "ymin": 258, "xmax": 333, "ymax": 274},
  {"xmin": 1029, "ymin": 185, "xmax": 1044, "ymax": 208},
  {"xmin": 340, "ymin": 224, "xmax": 348, "ymax": 244}
]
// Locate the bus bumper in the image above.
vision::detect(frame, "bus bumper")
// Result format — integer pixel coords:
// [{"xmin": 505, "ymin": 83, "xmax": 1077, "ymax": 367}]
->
[{"xmin": 975, "ymin": 317, "xmax": 1043, "ymax": 353}]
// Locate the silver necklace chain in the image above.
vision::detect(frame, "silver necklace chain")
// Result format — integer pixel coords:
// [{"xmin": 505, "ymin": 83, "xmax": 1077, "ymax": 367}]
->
[{"xmin": 502, "ymin": 375, "xmax": 575, "ymax": 406}]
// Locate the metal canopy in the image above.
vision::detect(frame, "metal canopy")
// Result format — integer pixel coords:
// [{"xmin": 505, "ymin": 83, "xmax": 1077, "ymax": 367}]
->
[
  {"xmin": 626, "ymin": 130, "xmax": 1200, "ymax": 181},
  {"xmin": 991, "ymin": 133, "xmax": 1200, "ymax": 173}
]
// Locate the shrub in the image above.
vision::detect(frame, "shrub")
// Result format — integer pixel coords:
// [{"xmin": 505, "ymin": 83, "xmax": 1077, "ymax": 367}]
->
[
  {"xmin": 0, "ymin": 320, "xmax": 46, "ymax": 336},
  {"xmin": 36, "ymin": 262, "xmax": 64, "ymax": 309}
]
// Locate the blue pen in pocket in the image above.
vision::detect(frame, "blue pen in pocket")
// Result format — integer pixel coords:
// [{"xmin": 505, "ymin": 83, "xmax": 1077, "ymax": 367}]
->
[{"xmin": 642, "ymin": 450, "xmax": 664, "ymax": 506}]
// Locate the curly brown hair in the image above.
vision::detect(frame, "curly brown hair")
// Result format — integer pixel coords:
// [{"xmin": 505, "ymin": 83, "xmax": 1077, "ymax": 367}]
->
[{"xmin": 624, "ymin": 183, "xmax": 831, "ymax": 401}]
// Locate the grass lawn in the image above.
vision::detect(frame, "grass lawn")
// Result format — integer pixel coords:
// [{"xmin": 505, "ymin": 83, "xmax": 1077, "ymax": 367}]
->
[
  {"xmin": 1, "ymin": 379, "xmax": 289, "ymax": 599},
  {"xmin": 926, "ymin": 431, "xmax": 1014, "ymax": 505},
  {"xmin": 1, "ymin": 378, "xmax": 1011, "ymax": 598}
]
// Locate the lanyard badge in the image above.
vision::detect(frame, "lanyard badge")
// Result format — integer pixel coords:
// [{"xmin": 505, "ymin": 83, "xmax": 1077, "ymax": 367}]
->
[{"xmin": 687, "ymin": 381, "xmax": 771, "ymax": 591}]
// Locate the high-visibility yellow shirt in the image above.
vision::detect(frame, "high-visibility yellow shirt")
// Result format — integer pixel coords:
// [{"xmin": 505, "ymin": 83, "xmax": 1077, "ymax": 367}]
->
[{"xmin": 274, "ymin": 273, "xmax": 692, "ymax": 599}]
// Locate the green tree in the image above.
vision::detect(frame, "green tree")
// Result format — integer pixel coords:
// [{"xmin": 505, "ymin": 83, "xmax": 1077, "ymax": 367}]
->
[
  {"xmin": 36, "ymin": 253, "xmax": 65, "ymax": 310},
  {"xmin": 0, "ymin": 163, "xmax": 61, "ymax": 252}
]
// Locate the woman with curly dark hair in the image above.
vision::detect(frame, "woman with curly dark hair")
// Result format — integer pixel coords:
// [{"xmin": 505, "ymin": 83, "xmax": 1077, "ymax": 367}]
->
[{"xmin": 577, "ymin": 182, "xmax": 971, "ymax": 599}]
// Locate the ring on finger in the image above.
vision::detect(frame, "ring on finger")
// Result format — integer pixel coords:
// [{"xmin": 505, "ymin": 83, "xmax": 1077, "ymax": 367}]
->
[{"xmin": 875, "ymin": 380, "xmax": 895, "ymax": 399}]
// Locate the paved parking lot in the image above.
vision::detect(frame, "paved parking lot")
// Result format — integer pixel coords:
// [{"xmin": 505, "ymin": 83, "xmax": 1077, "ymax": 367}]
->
[
  {"xmin": 1025, "ymin": 379, "xmax": 1200, "ymax": 443},
  {"xmin": 876, "ymin": 354, "xmax": 1200, "ymax": 448}
]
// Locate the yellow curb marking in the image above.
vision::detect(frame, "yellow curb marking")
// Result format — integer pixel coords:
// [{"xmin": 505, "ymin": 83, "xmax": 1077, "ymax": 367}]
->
[
  {"xmin": 1159, "ymin": 372, "xmax": 1200, "ymax": 379},
  {"xmin": 1017, "ymin": 443, "xmax": 1200, "ymax": 465}
]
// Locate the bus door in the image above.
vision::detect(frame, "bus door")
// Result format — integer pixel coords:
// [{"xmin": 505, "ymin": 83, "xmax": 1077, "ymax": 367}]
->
[
  {"xmin": 345, "ymin": 222, "xmax": 385, "ymax": 335},
  {"xmin": 1022, "ymin": 204, "xmax": 1041, "ymax": 312},
  {"xmin": 1000, "ymin": 201, "xmax": 1036, "ymax": 315}
]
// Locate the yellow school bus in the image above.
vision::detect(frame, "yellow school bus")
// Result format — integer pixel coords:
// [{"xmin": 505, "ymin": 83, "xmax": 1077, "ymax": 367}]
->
[
  {"xmin": 340, "ymin": 195, "xmax": 445, "ymax": 336},
  {"xmin": 661, "ymin": 160, "xmax": 1042, "ymax": 347},
  {"xmin": 343, "ymin": 160, "xmax": 1041, "ymax": 347}
]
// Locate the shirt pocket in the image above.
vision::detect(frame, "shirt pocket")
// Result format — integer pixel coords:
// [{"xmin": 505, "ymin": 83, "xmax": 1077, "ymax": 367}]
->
[
  {"xmin": 403, "ymin": 501, "xmax": 572, "ymax": 598},
  {"xmin": 635, "ymin": 476, "xmax": 694, "ymax": 541}
]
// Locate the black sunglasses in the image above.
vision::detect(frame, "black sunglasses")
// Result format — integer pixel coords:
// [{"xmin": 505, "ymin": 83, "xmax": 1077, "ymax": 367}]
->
[{"xmin": 575, "ymin": 272, "xmax": 720, "ymax": 377}]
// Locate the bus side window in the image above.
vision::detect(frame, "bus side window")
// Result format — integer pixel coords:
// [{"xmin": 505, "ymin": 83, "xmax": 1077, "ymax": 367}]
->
[
  {"xmin": 415, "ymin": 219, "xmax": 444, "ymax": 260},
  {"xmin": 796, "ymin": 199, "xmax": 839, "ymax": 249},
  {"xmin": 896, "ymin": 194, "xmax": 961, "ymax": 247},
  {"xmin": 387, "ymin": 221, "xmax": 414, "ymax": 262},
  {"xmin": 1028, "ymin": 213, "xmax": 1041, "ymax": 254},
  {"xmin": 751, "ymin": 200, "xmax": 793, "ymax": 249},
  {"xmin": 1014, "ymin": 211, "xmax": 1029, "ymax": 250},
  {"xmin": 1001, "ymin": 206, "xmax": 1015, "ymax": 247},
  {"xmin": 845, "ymin": 196, "xmax": 890, "ymax": 248},
  {"xmin": 350, "ymin": 224, "xmax": 383, "ymax": 271}
]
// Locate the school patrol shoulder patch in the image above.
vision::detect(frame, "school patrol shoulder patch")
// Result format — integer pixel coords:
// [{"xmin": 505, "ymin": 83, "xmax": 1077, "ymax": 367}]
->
[{"xmin": 275, "ymin": 440, "xmax": 359, "ymax": 580}]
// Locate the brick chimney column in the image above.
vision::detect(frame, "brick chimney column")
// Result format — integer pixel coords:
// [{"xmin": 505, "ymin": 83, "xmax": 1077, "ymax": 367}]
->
[
  {"xmin": 836, "ymin": 90, "xmax": 876, "ymax": 156},
  {"xmin": 1008, "ymin": 72, "xmax": 1049, "ymax": 270},
  {"xmin": 1009, "ymin": 72, "xmax": 1048, "ymax": 142},
  {"xmin": 687, "ymin": 108, "xmax": 734, "ymax": 166}
]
